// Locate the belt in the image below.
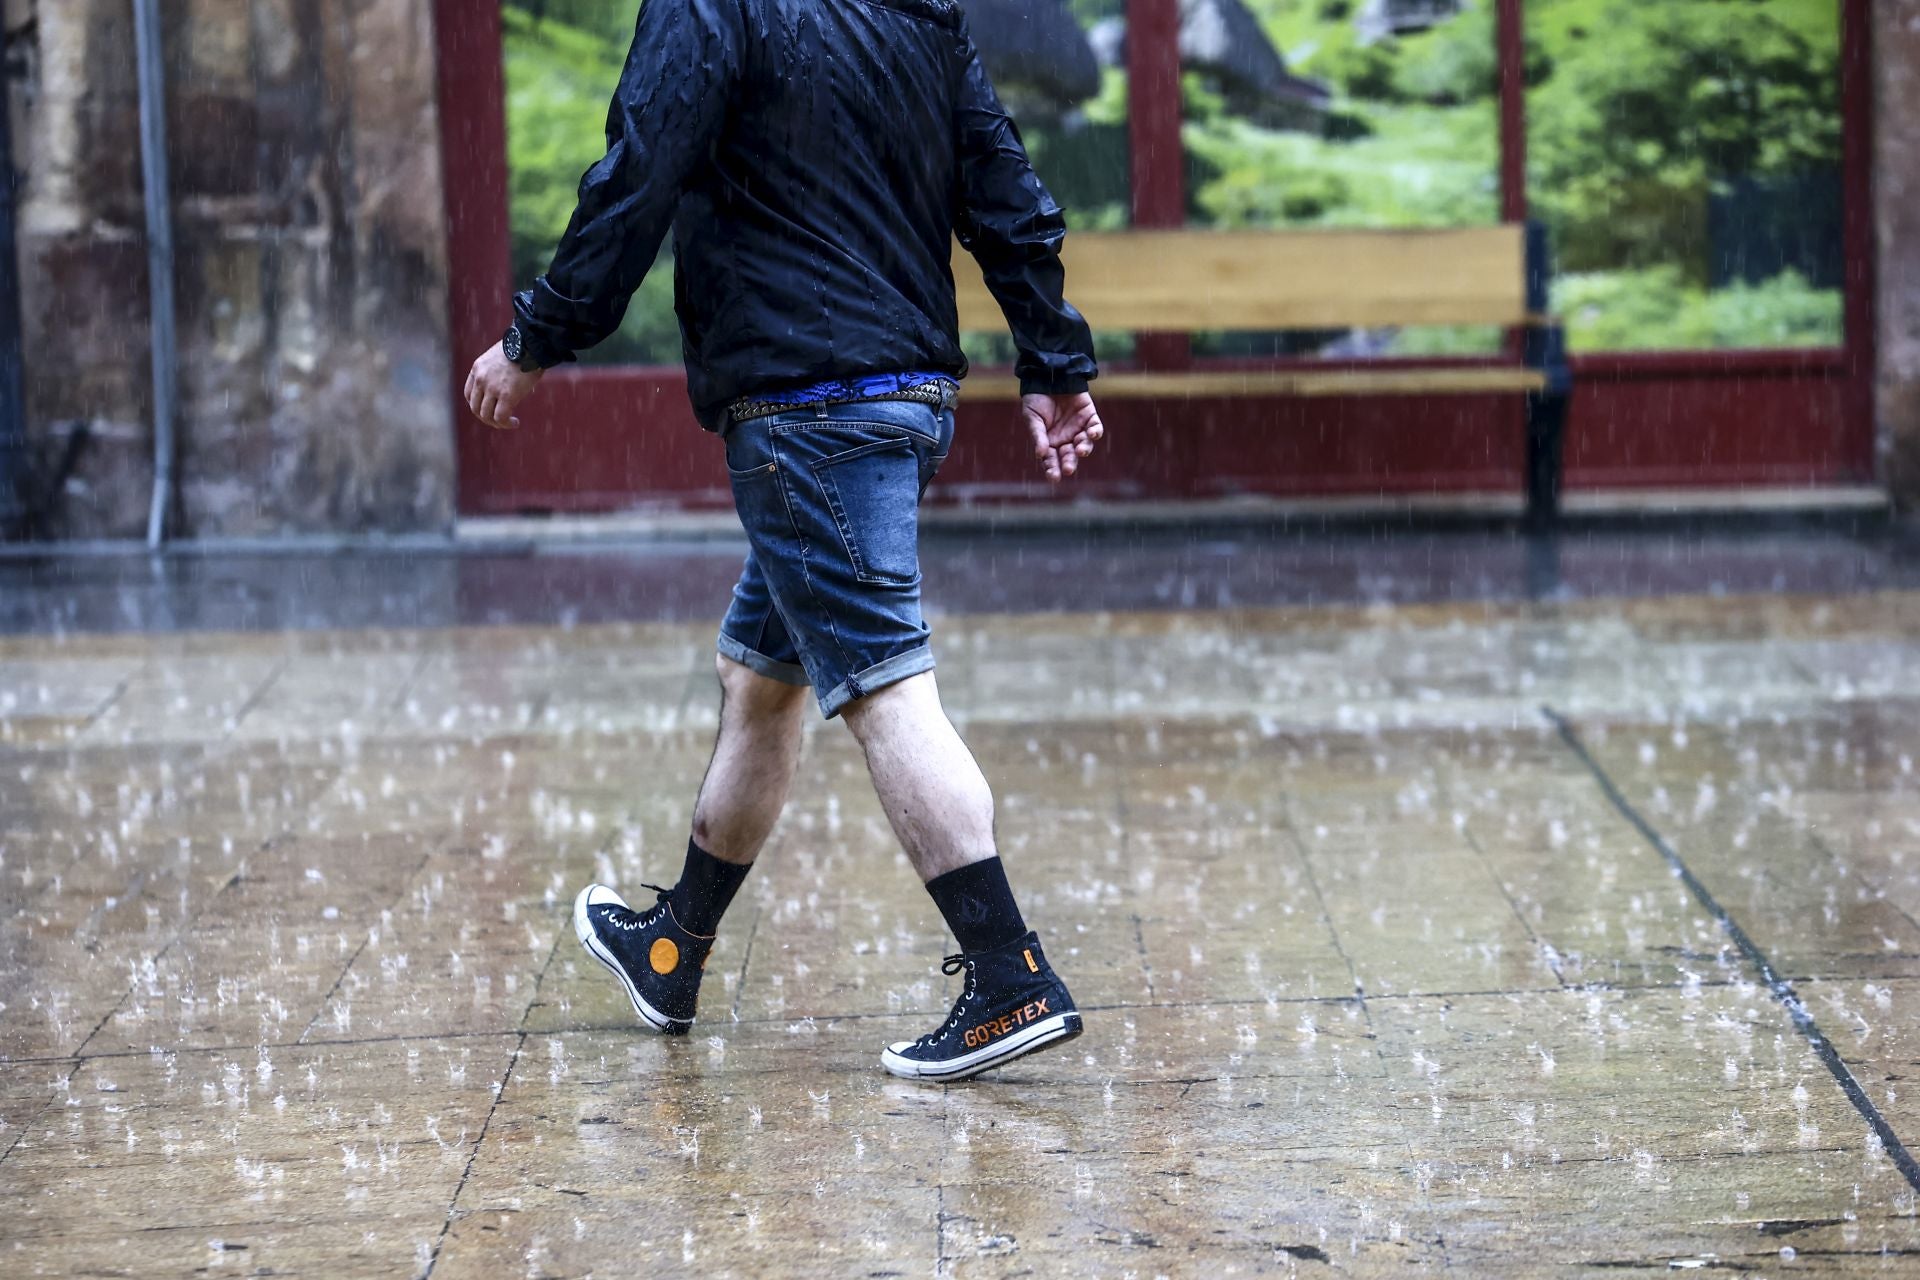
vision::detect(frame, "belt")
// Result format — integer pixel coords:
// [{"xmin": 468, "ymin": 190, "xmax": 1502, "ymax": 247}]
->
[{"xmin": 725, "ymin": 377, "xmax": 960, "ymax": 427}]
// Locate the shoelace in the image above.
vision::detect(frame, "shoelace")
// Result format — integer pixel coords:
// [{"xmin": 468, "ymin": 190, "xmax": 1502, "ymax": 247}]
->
[
  {"xmin": 598, "ymin": 885, "xmax": 671, "ymax": 929},
  {"xmin": 930, "ymin": 954, "xmax": 977, "ymax": 1039}
]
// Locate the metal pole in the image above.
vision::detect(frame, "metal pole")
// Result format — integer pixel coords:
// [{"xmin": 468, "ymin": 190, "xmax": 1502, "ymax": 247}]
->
[
  {"xmin": 133, "ymin": 0, "xmax": 178, "ymax": 549},
  {"xmin": 0, "ymin": 23, "xmax": 28, "ymax": 539}
]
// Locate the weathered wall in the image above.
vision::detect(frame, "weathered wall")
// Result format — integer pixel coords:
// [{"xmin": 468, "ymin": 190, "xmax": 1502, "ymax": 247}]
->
[
  {"xmin": 6, "ymin": 2, "xmax": 1920, "ymax": 533},
  {"xmin": 5, "ymin": 0, "xmax": 453, "ymax": 539},
  {"xmin": 1877, "ymin": 0, "xmax": 1920, "ymax": 504}
]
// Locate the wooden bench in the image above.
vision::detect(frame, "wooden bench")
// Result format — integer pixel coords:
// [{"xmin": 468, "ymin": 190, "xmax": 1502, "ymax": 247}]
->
[{"xmin": 955, "ymin": 223, "xmax": 1573, "ymax": 529}]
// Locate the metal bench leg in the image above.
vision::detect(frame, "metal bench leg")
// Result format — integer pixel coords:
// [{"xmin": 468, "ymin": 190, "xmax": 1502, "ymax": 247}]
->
[
  {"xmin": 1524, "ymin": 388, "xmax": 1568, "ymax": 535},
  {"xmin": 1520, "ymin": 223, "xmax": 1572, "ymax": 539}
]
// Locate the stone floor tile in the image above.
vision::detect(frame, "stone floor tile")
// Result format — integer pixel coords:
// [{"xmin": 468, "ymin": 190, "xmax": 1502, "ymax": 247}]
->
[
  {"xmin": 11, "ymin": 570, "xmax": 1920, "ymax": 1272},
  {"xmin": 1435, "ymin": 1149, "xmax": 1920, "ymax": 1273},
  {"xmin": 1796, "ymin": 976, "xmax": 1920, "ymax": 1143},
  {"xmin": 1, "ymin": 1036, "xmax": 515, "ymax": 1254},
  {"xmin": 1369, "ymin": 987, "xmax": 1871, "ymax": 1165},
  {"xmin": 0, "ymin": 1214, "xmax": 454, "ymax": 1280},
  {"xmin": 432, "ymin": 1177, "xmax": 940, "ymax": 1279},
  {"xmin": 1297, "ymin": 841, "xmax": 1558, "ymax": 998}
]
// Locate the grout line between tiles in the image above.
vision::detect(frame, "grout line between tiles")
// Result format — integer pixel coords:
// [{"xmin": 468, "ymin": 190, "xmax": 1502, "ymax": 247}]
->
[
  {"xmin": 422, "ymin": 1030, "xmax": 525, "ymax": 1280},
  {"xmin": 422, "ymin": 906, "xmax": 572, "ymax": 1276},
  {"xmin": 1459, "ymin": 824, "xmax": 1568, "ymax": 988},
  {"xmin": 219, "ymin": 655, "xmax": 291, "ymax": 741},
  {"xmin": 297, "ymin": 842, "xmax": 442, "ymax": 1044},
  {"xmin": 1544, "ymin": 702, "xmax": 1920, "ymax": 1198},
  {"xmin": 0, "ymin": 834, "xmax": 279, "ymax": 1169},
  {"xmin": 729, "ymin": 904, "xmax": 761, "ymax": 1023},
  {"xmin": 13, "ymin": 973, "xmax": 1840, "ymax": 1070},
  {"xmin": 1802, "ymin": 823, "xmax": 1920, "ymax": 941}
]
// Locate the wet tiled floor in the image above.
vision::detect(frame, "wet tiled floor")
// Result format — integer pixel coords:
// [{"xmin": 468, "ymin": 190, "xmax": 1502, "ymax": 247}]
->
[{"xmin": 6, "ymin": 535, "xmax": 1920, "ymax": 1275}]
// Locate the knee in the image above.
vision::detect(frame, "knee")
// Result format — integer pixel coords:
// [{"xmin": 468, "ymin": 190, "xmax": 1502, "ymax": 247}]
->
[
  {"xmin": 716, "ymin": 652, "xmax": 808, "ymax": 717},
  {"xmin": 839, "ymin": 672, "xmax": 927, "ymax": 746}
]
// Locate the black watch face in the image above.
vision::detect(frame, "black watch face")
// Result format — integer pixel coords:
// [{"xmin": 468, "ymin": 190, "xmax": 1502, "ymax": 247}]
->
[{"xmin": 503, "ymin": 326, "xmax": 525, "ymax": 364}]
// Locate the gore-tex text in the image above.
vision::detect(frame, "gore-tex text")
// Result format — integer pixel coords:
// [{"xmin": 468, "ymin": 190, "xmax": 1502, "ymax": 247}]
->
[{"xmin": 962, "ymin": 997, "xmax": 1052, "ymax": 1049}]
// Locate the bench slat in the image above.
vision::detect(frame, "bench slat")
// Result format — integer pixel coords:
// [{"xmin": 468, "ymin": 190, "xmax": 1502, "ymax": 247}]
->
[
  {"xmin": 955, "ymin": 226, "xmax": 1530, "ymax": 333},
  {"xmin": 961, "ymin": 367, "xmax": 1548, "ymax": 401}
]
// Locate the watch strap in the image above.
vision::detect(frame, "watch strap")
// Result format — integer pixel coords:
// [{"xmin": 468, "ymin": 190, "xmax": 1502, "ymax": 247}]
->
[{"xmin": 503, "ymin": 323, "xmax": 550, "ymax": 373}]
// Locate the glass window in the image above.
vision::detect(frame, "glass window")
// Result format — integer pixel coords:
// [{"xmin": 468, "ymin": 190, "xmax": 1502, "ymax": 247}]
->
[
  {"xmin": 1181, "ymin": 0, "xmax": 1503, "ymax": 358},
  {"xmin": 1525, "ymin": 0, "xmax": 1844, "ymax": 352},
  {"xmin": 504, "ymin": 0, "xmax": 1134, "ymax": 370},
  {"xmin": 503, "ymin": 0, "xmax": 680, "ymax": 366},
  {"xmin": 959, "ymin": 0, "xmax": 1135, "ymax": 368}
]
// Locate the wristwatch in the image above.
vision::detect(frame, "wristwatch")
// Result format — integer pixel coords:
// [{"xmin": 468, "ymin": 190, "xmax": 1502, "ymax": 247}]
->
[{"xmin": 501, "ymin": 323, "xmax": 544, "ymax": 373}]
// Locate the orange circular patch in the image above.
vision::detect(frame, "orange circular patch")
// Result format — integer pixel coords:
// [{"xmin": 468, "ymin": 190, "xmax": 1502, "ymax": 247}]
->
[{"xmin": 649, "ymin": 937, "xmax": 680, "ymax": 975}]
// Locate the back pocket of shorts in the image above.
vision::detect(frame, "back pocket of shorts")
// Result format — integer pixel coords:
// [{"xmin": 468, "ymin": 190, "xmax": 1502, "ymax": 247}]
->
[{"xmin": 815, "ymin": 436, "xmax": 921, "ymax": 586}]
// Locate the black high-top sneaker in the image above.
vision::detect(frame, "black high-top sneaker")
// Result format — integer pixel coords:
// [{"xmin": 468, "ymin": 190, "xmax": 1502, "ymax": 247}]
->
[
  {"xmin": 572, "ymin": 883, "xmax": 713, "ymax": 1035},
  {"xmin": 882, "ymin": 932, "xmax": 1083, "ymax": 1082}
]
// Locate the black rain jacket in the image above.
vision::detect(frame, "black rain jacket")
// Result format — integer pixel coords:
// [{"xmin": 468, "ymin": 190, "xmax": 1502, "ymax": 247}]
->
[{"xmin": 511, "ymin": 0, "xmax": 1099, "ymax": 428}]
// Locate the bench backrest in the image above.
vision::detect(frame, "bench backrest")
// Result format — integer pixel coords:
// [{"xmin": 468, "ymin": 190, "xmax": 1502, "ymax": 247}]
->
[{"xmin": 954, "ymin": 225, "xmax": 1534, "ymax": 334}]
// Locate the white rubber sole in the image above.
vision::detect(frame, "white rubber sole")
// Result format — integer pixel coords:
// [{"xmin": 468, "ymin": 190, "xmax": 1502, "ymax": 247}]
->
[
  {"xmin": 572, "ymin": 885, "xmax": 686, "ymax": 1034},
  {"xmin": 880, "ymin": 1011, "xmax": 1083, "ymax": 1083}
]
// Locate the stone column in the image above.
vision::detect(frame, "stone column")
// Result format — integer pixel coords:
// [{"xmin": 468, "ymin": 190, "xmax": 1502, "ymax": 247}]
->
[
  {"xmin": 1877, "ymin": 0, "xmax": 1920, "ymax": 504},
  {"xmin": 8, "ymin": 0, "xmax": 455, "ymax": 539},
  {"xmin": 9, "ymin": 0, "xmax": 153, "ymax": 537}
]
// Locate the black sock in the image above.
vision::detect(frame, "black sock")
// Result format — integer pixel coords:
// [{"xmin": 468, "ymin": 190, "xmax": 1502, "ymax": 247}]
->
[
  {"xmin": 667, "ymin": 838, "xmax": 752, "ymax": 936},
  {"xmin": 926, "ymin": 857, "xmax": 1028, "ymax": 954}
]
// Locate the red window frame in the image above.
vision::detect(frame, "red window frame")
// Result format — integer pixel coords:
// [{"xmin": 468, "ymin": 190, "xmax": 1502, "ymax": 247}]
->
[{"xmin": 437, "ymin": 0, "xmax": 1876, "ymax": 514}]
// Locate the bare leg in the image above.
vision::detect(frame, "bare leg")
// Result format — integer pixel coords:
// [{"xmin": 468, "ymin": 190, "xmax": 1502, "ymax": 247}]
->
[
  {"xmin": 690, "ymin": 654, "xmax": 811, "ymax": 864},
  {"xmin": 840, "ymin": 672, "xmax": 996, "ymax": 882}
]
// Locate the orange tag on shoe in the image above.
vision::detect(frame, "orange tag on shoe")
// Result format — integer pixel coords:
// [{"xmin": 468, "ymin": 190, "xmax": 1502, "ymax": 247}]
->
[{"xmin": 1024, "ymin": 948, "xmax": 1039, "ymax": 974}]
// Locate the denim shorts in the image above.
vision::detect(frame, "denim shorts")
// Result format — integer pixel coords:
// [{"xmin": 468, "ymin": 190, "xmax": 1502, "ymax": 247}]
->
[{"xmin": 717, "ymin": 399, "xmax": 955, "ymax": 718}]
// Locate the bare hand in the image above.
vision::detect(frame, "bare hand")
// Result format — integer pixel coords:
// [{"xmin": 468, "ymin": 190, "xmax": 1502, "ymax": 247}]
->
[
  {"xmin": 464, "ymin": 341, "xmax": 545, "ymax": 431},
  {"xmin": 1022, "ymin": 392, "xmax": 1105, "ymax": 484}
]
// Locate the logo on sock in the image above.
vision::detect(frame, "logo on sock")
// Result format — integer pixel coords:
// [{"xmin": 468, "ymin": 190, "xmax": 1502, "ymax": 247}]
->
[{"xmin": 957, "ymin": 894, "xmax": 991, "ymax": 926}]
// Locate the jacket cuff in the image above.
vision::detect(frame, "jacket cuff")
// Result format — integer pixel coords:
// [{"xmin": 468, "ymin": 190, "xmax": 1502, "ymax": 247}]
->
[
  {"xmin": 511, "ymin": 289, "xmax": 579, "ymax": 370},
  {"xmin": 1019, "ymin": 373, "xmax": 1092, "ymax": 397}
]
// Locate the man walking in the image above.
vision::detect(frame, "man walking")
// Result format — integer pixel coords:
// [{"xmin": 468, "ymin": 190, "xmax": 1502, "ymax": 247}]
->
[{"xmin": 464, "ymin": 0, "xmax": 1104, "ymax": 1082}]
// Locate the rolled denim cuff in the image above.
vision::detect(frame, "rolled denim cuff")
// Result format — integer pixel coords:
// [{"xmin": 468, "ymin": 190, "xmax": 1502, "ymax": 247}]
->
[
  {"xmin": 818, "ymin": 646, "xmax": 936, "ymax": 719},
  {"xmin": 716, "ymin": 633, "xmax": 809, "ymax": 687}
]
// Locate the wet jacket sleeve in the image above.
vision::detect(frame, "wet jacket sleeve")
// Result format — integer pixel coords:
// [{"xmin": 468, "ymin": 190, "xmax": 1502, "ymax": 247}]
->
[
  {"xmin": 511, "ymin": 0, "xmax": 743, "ymax": 366},
  {"xmin": 951, "ymin": 43, "xmax": 1099, "ymax": 397}
]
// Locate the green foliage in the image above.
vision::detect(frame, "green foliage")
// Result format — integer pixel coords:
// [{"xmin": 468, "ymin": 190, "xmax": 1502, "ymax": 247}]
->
[
  {"xmin": 500, "ymin": 0, "xmax": 1847, "ymax": 364},
  {"xmin": 1183, "ymin": 94, "xmax": 1498, "ymax": 230},
  {"xmin": 1066, "ymin": 0, "xmax": 1126, "ymax": 23},
  {"xmin": 504, "ymin": 3, "xmax": 680, "ymax": 365},
  {"xmin": 1391, "ymin": 1, "xmax": 1495, "ymax": 105},
  {"xmin": 1390, "ymin": 325, "xmax": 1502, "ymax": 357},
  {"xmin": 513, "ymin": 0, "xmax": 636, "ymax": 46},
  {"xmin": 1197, "ymin": 0, "xmax": 1842, "ymax": 351},
  {"xmin": 1021, "ymin": 70, "xmax": 1132, "ymax": 231},
  {"xmin": 1556, "ymin": 267, "xmax": 1841, "ymax": 351},
  {"xmin": 1299, "ymin": 22, "xmax": 1401, "ymax": 99},
  {"xmin": 1187, "ymin": 1, "xmax": 1499, "ymax": 236},
  {"xmin": 1527, "ymin": 0, "xmax": 1841, "ymax": 280}
]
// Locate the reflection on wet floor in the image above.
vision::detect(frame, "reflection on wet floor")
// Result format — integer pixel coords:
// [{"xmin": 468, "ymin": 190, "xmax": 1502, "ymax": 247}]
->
[
  {"xmin": 5, "ymin": 537, "xmax": 1920, "ymax": 1274},
  {"xmin": 4, "ymin": 521, "xmax": 1917, "ymax": 635}
]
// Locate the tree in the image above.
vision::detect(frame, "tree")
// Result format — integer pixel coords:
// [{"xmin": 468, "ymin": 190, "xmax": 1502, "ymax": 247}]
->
[{"xmin": 1527, "ymin": 0, "xmax": 1841, "ymax": 277}]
